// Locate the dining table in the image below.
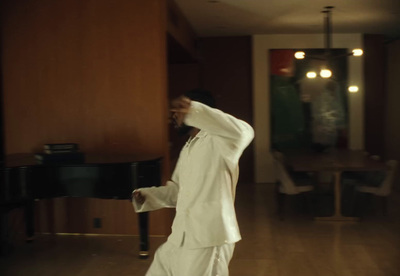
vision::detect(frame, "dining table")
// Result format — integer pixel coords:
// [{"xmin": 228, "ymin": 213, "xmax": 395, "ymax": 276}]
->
[{"xmin": 284, "ymin": 149, "xmax": 388, "ymax": 221}]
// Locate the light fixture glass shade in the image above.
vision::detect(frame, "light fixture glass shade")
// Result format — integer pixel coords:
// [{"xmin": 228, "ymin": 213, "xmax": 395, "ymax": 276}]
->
[
  {"xmin": 306, "ymin": 71, "xmax": 317, "ymax": 78},
  {"xmin": 352, "ymin": 49, "xmax": 363, "ymax": 56},
  {"xmin": 320, "ymin": 69, "xmax": 332, "ymax": 78},
  {"xmin": 294, "ymin": 51, "xmax": 305, "ymax": 59},
  {"xmin": 348, "ymin": 86, "xmax": 359, "ymax": 93}
]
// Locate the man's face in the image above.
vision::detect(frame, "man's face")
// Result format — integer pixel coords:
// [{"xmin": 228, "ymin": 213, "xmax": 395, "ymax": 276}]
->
[
  {"xmin": 171, "ymin": 110, "xmax": 184, "ymax": 128},
  {"xmin": 170, "ymin": 95, "xmax": 193, "ymax": 136},
  {"xmin": 171, "ymin": 111, "xmax": 192, "ymax": 136}
]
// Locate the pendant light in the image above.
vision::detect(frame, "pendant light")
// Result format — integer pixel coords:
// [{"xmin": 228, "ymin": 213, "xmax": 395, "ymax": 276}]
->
[{"xmin": 295, "ymin": 6, "xmax": 363, "ymax": 80}]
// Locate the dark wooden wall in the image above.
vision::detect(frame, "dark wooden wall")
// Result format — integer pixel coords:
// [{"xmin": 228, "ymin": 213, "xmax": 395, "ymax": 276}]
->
[
  {"xmin": 1, "ymin": 0, "xmax": 172, "ymax": 236},
  {"xmin": 363, "ymin": 34, "xmax": 386, "ymax": 157},
  {"xmin": 385, "ymin": 39, "xmax": 400, "ymax": 191}
]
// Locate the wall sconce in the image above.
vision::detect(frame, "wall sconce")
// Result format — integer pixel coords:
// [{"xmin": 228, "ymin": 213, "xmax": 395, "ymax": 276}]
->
[
  {"xmin": 352, "ymin": 49, "xmax": 363, "ymax": 56},
  {"xmin": 348, "ymin": 86, "xmax": 359, "ymax": 93}
]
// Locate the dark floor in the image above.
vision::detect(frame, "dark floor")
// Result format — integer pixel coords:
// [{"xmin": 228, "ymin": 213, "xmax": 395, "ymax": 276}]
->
[{"xmin": 1, "ymin": 183, "xmax": 400, "ymax": 276}]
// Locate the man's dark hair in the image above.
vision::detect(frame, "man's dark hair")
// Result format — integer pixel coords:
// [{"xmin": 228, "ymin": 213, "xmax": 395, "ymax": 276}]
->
[{"xmin": 184, "ymin": 88, "xmax": 216, "ymax": 108}]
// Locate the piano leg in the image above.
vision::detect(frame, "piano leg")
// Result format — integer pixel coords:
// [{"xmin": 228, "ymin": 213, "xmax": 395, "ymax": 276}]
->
[
  {"xmin": 138, "ymin": 212, "xmax": 149, "ymax": 259},
  {"xmin": 24, "ymin": 199, "xmax": 35, "ymax": 242},
  {"xmin": 0, "ymin": 212, "xmax": 13, "ymax": 256}
]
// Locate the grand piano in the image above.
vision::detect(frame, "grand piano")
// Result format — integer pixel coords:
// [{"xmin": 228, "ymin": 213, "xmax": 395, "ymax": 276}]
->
[{"xmin": 0, "ymin": 153, "xmax": 162, "ymax": 258}]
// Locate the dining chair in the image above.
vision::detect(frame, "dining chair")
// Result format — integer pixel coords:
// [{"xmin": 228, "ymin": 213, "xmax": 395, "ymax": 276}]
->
[
  {"xmin": 272, "ymin": 151, "xmax": 315, "ymax": 220},
  {"xmin": 354, "ymin": 160, "xmax": 398, "ymax": 215},
  {"xmin": 369, "ymin": 155, "xmax": 381, "ymax": 161}
]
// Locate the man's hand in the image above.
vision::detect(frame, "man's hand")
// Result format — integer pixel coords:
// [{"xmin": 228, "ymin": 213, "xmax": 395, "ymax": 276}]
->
[
  {"xmin": 170, "ymin": 96, "xmax": 191, "ymax": 114},
  {"xmin": 132, "ymin": 190, "xmax": 146, "ymax": 205}
]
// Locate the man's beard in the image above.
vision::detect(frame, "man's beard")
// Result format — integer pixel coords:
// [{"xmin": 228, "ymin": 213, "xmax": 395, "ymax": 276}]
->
[{"xmin": 177, "ymin": 123, "xmax": 193, "ymax": 136}]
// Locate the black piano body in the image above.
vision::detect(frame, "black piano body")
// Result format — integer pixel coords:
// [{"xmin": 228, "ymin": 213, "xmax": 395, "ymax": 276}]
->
[{"xmin": 0, "ymin": 153, "xmax": 162, "ymax": 258}]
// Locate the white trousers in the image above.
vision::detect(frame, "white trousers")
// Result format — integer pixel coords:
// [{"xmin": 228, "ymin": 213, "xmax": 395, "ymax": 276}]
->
[{"xmin": 145, "ymin": 241, "xmax": 235, "ymax": 276}]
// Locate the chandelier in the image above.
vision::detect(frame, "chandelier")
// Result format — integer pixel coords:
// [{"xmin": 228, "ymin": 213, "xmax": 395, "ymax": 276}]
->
[{"xmin": 294, "ymin": 6, "xmax": 363, "ymax": 84}]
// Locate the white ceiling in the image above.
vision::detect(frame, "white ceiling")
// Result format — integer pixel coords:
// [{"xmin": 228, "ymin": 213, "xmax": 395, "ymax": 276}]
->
[{"xmin": 174, "ymin": 0, "xmax": 400, "ymax": 38}]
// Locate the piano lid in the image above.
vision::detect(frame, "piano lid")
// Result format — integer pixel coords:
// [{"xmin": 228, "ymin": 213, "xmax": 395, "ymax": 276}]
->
[{"xmin": 5, "ymin": 153, "xmax": 162, "ymax": 168}]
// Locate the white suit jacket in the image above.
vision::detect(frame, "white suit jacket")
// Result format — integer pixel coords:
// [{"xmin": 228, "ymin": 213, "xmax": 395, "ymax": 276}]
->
[{"xmin": 133, "ymin": 101, "xmax": 254, "ymax": 249}]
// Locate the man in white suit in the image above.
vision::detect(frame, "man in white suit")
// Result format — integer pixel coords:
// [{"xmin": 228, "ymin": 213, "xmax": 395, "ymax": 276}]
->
[{"xmin": 132, "ymin": 89, "xmax": 254, "ymax": 276}]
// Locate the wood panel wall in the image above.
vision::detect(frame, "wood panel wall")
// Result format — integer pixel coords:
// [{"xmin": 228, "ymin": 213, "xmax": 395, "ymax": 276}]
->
[
  {"xmin": 363, "ymin": 34, "xmax": 386, "ymax": 157},
  {"xmin": 385, "ymin": 39, "xmax": 400, "ymax": 191},
  {"xmin": 166, "ymin": 0, "xmax": 197, "ymax": 61},
  {"xmin": 1, "ymin": 0, "xmax": 173, "ymax": 236}
]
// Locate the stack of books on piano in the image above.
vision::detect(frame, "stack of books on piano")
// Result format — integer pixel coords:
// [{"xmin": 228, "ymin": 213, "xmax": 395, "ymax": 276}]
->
[{"xmin": 35, "ymin": 143, "xmax": 85, "ymax": 164}]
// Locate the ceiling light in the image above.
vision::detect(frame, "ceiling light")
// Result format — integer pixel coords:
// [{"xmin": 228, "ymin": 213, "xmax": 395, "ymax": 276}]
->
[
  {"xmin": 294, "ymin": 51, "xmax": 305, "ymax": 59},
  {"xmin": 320, "ymin": 69, "xmax": 332, "ymax": 78},
  {"xmin": 299, "ymin": 7, "xmax": 363, "ymax": 79},
  {"xmin": 306, "ymin": 71, "xmax": 317, "ymax": 78},
  {"xmin": 348, "ymin": 86, "xmax": 359, "ymax": 93}
]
